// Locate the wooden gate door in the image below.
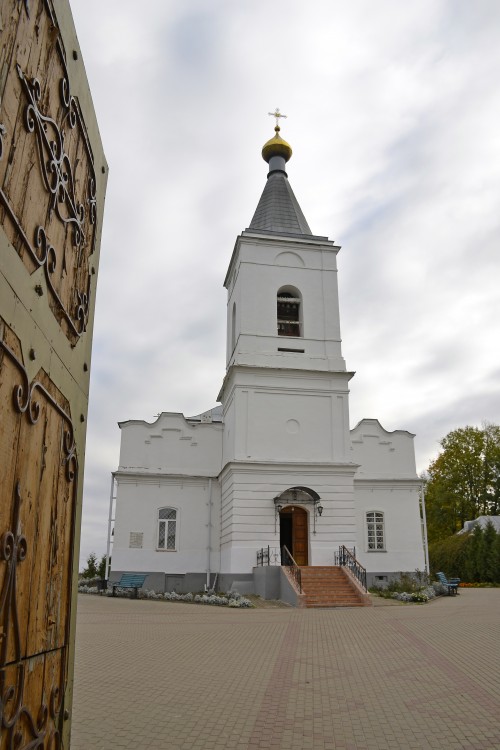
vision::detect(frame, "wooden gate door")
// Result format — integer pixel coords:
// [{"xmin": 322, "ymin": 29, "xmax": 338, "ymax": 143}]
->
[{"xmin": 0, "ymin": 2, "xmax": 106, "ymax": 747}]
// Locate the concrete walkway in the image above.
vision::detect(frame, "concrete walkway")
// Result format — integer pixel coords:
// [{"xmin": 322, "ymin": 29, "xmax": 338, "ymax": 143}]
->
[{"xmin": 71, "ymin": 590, "xmax": 500, "ymax": 749}]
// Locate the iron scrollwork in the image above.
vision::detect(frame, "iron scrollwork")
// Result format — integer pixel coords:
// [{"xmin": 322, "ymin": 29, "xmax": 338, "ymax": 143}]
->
[
  {"xmin": 0, "ymin": 484, "xmax": 65, "ymax": 749},
  {"xmin": 17, "ymin": 65, "xmax": 87, "ymax": 258},
  {"xmin": 0, "ymin": 331, "xmax": 77, "ymax": 745},
  {"xmin": 2, "ymin": 337, "xmax": 78, "ymax": 482},
  {"xmin": 0, "ymin": 52, "xmax": 97, "ymax": 341},
  {"xmin": 33, "ymin": 226, "xmax": 91, "ymax": 336}
]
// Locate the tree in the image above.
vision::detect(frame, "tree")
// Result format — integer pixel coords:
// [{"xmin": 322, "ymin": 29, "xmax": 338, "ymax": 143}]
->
[
  {"xmin": 425, "ymin": 424, "xmax": 500, "ymax": 543},
  {"xmin": 428, "ymin": 524, "xmax": 500, "ymax": 583},
  {"xmin": 482, "ymin": 521, "xmax": 499, "ymax": 583},
  {"xmin": 97, "ymin": 554, "xmax": 108, "ymax": 579},
  {"xmin": 80, "ymin": 552, "xmax": 99, "ymax": 579}
]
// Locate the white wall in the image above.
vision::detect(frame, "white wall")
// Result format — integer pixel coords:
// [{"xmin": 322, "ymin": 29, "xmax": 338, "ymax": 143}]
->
[
  {"xmin": 225, "ymin": 232, "xmax": 346, "ymax": 372},
  {"xmin": 222, "ymin": 369, "xmax": 352, "ymax": 466},
  {"xmin": 112, "ymin": 411, "xmax": 223, "ymax": 577},
  {"xmin": 354, "ymin": 482, "xmax": 425, "ymax": 573},
  {"xmin": 220, "ymin": 461, "xmax": 358, "ymax": 573},
  {"xmin": 350, "ymin": 419, "xmax": 417, "ymax": 478},
  {"xmin": 350, "ymin": 419, "xmax": 425, "ymax": 574},
  {"xmin": 119, "ymin": 412, "xmax": 222, "ymax": 475},
  {"xmin": 112, "ymin": 475, "xmax": 222, "ymax": 575}
]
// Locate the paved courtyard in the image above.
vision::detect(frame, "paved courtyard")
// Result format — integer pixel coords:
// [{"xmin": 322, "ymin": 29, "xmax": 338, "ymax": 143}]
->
[{"xmin": 71, "ymin": 590, "xmax": 500, "ymax": 749}]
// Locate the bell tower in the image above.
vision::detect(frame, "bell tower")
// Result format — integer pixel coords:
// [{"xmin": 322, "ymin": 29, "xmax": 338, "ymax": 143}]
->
[{"xmin": 218, "ymin": 118, "xmax": 357, "ymax": 573}]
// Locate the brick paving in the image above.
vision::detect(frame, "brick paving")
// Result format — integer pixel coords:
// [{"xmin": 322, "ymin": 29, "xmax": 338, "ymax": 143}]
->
[{"xmin": 71, "ymin": 589, "xmax": 500, "ymax": 749}]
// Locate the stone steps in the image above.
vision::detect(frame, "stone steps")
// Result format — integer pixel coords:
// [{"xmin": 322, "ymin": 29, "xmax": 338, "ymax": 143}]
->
[{"xmin": 298, "ymin": 565, "xmax": 370, "ymax": 608}]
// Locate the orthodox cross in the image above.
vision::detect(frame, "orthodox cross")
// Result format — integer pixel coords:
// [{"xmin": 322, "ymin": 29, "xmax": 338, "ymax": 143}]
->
[{"xmin": 268, "ymin": 108, "xmax": 287, "ymax": 127}]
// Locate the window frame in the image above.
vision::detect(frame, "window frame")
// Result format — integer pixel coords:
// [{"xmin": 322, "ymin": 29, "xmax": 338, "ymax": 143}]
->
[
  {"xmin": 157, "ymin": 507, "xmax": 178, "ymax": 551},
  {"xmin": 366, "ymin": 510, "xmax": 386, "ymax": 552}
]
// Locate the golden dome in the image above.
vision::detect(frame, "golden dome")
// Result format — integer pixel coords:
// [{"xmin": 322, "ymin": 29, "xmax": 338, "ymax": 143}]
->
[{"xmin": 262, "ymin": 125, "xmax": 293, "ymax": 163}]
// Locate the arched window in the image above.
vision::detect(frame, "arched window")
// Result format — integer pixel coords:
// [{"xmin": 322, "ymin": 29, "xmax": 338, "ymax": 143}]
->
[
  {"xmin": 231, "ymin": 302, "xmax": 236, "ymax": 352},
  {"xmin": 277, "ymin": 287, "xmax": 301, "ymax": 337},
  {"xmin": 366, "ymin": 511, "xmax": 385, "ymax": 551},
  {"xmin": 158, "ymin": 507, "xmax": 177, "ymax": 550}
]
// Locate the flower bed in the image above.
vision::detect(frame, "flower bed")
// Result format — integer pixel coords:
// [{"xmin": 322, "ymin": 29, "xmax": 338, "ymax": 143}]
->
[
  {"xmin": 370, "ymin": 574, "xmax": 449, "ymax": 603},
  {"xmin": 459, "ymin": 582, "xmax": 500, "ymax": 588},
  {"xmin": 78, "ymin": 583, "xmax": 253, "ymax": 608}
]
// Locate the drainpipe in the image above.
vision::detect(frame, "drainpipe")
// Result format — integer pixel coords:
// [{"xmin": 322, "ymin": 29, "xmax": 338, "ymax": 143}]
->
[
  {"xmin": 105, "ymin": 472, "xmax": 115, "ymax": 580},
  {"xmin": 206, "ymin": 478, "xmax": 213, "ymax": 590},
  {"xmin": 420, "ymin": 481, "xmax": 430, "ymax": 574}
]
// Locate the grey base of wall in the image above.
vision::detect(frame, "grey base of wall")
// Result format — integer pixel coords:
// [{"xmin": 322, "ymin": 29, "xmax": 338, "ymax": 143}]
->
[
  {"xmin": 109, "ymin": 569, "xmax": 418, "ymax": 599},
  {"xmin": 108, "ymin": 571, "xmax": 255, "ymax": 595},
  {"xmin": 108, "ymin": 569, "xmax": 297, "ymax": 602},
  {"xmin": 366, "ymin": 571, "xmax": 421, "ymax": 588}
]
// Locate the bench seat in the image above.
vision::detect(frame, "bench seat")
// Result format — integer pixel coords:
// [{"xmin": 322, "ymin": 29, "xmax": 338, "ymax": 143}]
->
[
  {"xmin": 436, "ymin": 572, "xmax": 460, "ymax": 595},
  {"xmin": 112, "ymin": 573, "xmax": 148, "ymax": 598}
]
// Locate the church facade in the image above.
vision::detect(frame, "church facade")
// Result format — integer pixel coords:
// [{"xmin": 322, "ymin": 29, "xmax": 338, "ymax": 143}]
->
[{"xmin": 109, "ymin": 124, "xmax": 427, "ymax": 596}]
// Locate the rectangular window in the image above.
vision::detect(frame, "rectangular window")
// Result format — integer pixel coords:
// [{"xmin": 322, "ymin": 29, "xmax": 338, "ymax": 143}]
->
[
  {"xmin": 158, "ymin": 508, "xmax": 177, "ymax": 550},
  {"xmin": 366, "ymin": 511, "xmax": 385, "ymax": 550}
]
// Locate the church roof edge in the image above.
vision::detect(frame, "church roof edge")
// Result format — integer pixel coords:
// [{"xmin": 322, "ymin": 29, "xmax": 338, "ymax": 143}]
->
[{"xmin": 350, "ymin": 418, "xmax": 416, "ymax": 439}]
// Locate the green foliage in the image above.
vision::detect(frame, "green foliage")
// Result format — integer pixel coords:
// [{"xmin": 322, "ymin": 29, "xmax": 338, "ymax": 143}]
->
[
  {"xmin": 81, "ymin": 552, "xmax": 108, "ymax": 580},
  {"xmin": 429, "ymin": 522, "xmax": 500, "ymax": 583},
  {"xmin": 429, "ymin": 532, "xmax": 470, "ymax": 579},
  {"xmin": 80, "ymin": 552, "xmax": 99, "ymax": 579},
  {"xmin": 370, "ymin": 571, "xmax": 430, "ymax": 599},
  {"xmin": 386, "ymin": 571, "xmax": 428, "ymax": 594},
  {"xmin": 425, "ymin": 423, "xmax": 500, "ymax": 542},
  {"xmin": 97, "ymin": 554, "xmax": 108, "ymax": 579}
]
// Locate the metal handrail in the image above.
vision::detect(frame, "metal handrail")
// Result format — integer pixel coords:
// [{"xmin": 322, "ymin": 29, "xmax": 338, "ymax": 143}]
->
[
  {"xmin": 281, "ymin": 545, "xmax": 302, "ymax": 593},
  {"xmin": 338, "ymin": 545, "xmax": 367, "ymax": 591},
  {"xmin": 256, "ymin": 546, "xmax": 281, "ymax": 566},
  {"xmin": 333, "ymin": 547, "xmax": 356, "ymax": 565}
]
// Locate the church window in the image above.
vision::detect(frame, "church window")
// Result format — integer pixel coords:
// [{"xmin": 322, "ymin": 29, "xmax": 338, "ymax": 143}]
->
[
  {"xmin": 277, "ymin": 288, "xmax": 301, "ymax": 337},
  {"xmin": 366, "ymin": 511, "xmax": 385, "ymax": 550},
  {"xmin": 231, "ymin": 302, "xmax": 236, "ymax": 352},
  {"xmin": 158, "ymin": 507, "xmax": 177, "ymax": 550}
]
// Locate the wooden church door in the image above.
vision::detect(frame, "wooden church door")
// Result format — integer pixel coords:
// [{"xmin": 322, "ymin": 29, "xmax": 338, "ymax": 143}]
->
[
  {"xmin": 292, "ymin": 508, "xmax": 309, "ymax": 566},
  {"xmin": 280, "ymin": 507, "xmax": 309, "ymax": 565},
  {"xmin": 0, "ymin": 2, "xmax": 106, "ymax": 747}
]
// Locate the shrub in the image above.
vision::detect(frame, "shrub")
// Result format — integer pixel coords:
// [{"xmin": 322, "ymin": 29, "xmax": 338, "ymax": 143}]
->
[
  {"xmin": 429, "ymin": 523, "xmax": 500, "ymax": 583},
  {"xmin": 78, "ymin": 585, "xmax": 99, "ymax": 594}
]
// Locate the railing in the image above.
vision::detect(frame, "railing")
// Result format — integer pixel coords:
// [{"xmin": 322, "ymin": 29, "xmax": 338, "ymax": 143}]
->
[
  {"xmin": 256, "ymin": 546, "xmax": 281, "ymax": 566},
  {"xmin": 333, "ymin": 547, "xmax": 356, "ymax": 565},
  {"xmin": 281, "ymin": 545, "xmax": 302, "ymax": 593},
  {"xmin": 338, "ymin": 545, "xmax": 367, "ymax": 591}
]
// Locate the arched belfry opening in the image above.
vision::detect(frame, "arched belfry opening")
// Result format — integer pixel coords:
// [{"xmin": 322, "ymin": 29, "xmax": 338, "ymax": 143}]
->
[
  {"xmin": 275, "ymin": 487, "xmax": 322, "ymax": 566},
  {"xmin": 277, "ymin": 286, "xmax": 302, "ymax": 337}
]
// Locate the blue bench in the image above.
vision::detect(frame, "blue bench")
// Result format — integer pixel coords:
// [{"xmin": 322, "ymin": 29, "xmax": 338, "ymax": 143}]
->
[
  {"xmin": 112, "ymin": 573, "xmax": 147, "ymax": 598},
  {"xmin": 436, "ymin": 571, "xmax": 460, "ymax": 595}
]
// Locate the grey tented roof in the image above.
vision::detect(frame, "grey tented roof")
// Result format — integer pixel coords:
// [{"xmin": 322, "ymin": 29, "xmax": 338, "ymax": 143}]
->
[{"xmin": 248, "ymin": 171, "xmax": 312, "ymax": 236}]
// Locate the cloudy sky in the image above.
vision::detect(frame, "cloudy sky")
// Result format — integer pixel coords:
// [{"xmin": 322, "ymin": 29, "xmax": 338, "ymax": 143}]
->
[{"xmin": 69, "ymin": 0, "xmax": 500, "ymax": 568}]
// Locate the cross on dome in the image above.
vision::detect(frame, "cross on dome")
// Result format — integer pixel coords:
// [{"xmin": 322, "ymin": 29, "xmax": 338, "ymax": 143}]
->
[{"xmin": 268, "ymin": 108, "xmax": 287, "ymax": 128}]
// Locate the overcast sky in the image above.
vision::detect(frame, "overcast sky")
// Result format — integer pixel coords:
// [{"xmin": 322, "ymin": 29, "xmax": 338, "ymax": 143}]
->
[{"xmin": 69, "ymin": 0, "xmax": 500, "ymax": 568}]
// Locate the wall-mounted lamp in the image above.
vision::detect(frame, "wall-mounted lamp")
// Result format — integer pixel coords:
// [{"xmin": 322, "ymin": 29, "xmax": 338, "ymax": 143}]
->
[{"xmin": 312, "ymin": 498, "xmax": 324, "ymax": 534}]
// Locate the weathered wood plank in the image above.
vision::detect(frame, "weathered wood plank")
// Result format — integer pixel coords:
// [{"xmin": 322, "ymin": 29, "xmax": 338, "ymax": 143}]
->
[{"xmin": 0, "ymin": 2, "xmax": 107, "ymax": 745}]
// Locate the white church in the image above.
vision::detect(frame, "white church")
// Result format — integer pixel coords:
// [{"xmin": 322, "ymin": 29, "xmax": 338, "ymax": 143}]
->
[{"xmin": 109, "ymin": 121, "xmax": 427, "ymax": 605}]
